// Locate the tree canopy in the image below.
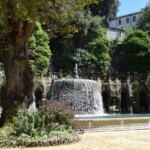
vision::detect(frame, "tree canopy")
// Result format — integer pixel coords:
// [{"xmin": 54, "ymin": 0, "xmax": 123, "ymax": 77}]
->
[
  {"xmin": 63, "ymin": 27, "xmax": 111, "ymax": 77},
  {"xmin": 88, "ymin": 0, "xmax": 120, "ymax": 27},
  {"xmin": 75, "ymin": 10, "xmax": 102, "ymax": 43},
  {"xmin": 0, "ymin": 0, "xmax": 98, "ymax": 35},
  {"xmin": 87, "ymin": 28, "xmax": 111, "ymax": 76},
  {"xmin": 51, "ymin": 10, "xmax": 110, "ymax": 78},
  {"xmin": 50, "ymin": 10, "xmax": 103, "ymax": 74},
  {"xmin": 137, "ymin": 2, "xmax": 150, "ymax": 34},
  {"xmin": 122, "ymin": 30, "xmax": 150, "ymax": 73}
]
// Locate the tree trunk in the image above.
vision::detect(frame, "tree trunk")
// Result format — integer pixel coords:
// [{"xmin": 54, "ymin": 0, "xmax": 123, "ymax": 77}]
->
[{"xmin": 0, "ymin": 21, "xmax": 35, "ymax": 127}]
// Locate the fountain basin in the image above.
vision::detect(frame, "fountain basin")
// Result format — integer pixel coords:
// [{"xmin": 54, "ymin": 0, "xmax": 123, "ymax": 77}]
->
[
  {"xmin": 74, "ymin": 114, "xmax": 150, "ymax": 129},
  {"xmin": 75, "ymin": 113, "xmax": 150, "ymax": 120}
]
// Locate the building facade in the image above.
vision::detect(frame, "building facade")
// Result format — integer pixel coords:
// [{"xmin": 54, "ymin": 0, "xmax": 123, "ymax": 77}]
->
[
  {"xmin": 109, "ymin": 11, "xmax": 142, "ymax": 29},
  {"xmin": 106, "ymin": 28, "xmax": 125, "ymax": 40}
]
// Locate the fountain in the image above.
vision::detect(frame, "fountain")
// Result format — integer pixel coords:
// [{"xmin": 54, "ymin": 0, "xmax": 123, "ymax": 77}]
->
[
  {"xmin": 50, "ymin": 64, "xmax": 104, "ymax": 115},
  {"xmin": 50, "ymin": 65, "xmax": 150, "ymax": 130},
  {"xmin": 51, "ymin": 79, "xmax": 104, "ymax": 115}
]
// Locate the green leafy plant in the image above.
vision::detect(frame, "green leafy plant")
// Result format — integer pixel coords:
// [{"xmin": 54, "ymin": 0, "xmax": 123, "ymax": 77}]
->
[
  {"xmin": 0, "ymin": 101, "xmax": 76, "ymax": 147},
  {"xmin": 29, "ymin": 22, "xmax": 51, "ymax": 74},
  {"xmin": 122, "ymin": 30, "xmax": 150, "ymax": 73}
]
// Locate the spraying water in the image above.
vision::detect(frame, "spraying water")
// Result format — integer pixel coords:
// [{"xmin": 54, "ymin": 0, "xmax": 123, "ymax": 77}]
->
[{"xmin": 51, "ymin": 79, "xmax": 104, "ymax": 115}]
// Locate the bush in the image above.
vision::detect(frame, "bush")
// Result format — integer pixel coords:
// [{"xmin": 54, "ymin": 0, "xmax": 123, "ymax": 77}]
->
[
  {"xmin": 39, "ymin": 101, "xmax": 74, "ymax": 131},
  {"xmin": 12, "ymin": 110, "xmax": 45, "ymax": 137},
  {"xmin": 0, "ymin": 125, "xmax": 15, "ymax": 147},
  {"xmin": 0, "ymin": 101, "xmax": 77, "ymax": 147}
]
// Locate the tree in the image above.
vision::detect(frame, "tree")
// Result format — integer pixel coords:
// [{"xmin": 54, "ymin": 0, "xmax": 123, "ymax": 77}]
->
[
  {"xmin": 63, "ymin": 48, "xmax": 95, "ymax": 77},
  {"xmin": 75, "ymin": 10, "xmax": 102, "ymax": 46},
  {"xmin": 50, "ymin": 10, "xmax": 102, "ymax": 73},
  {"xmin": 63, "ymin": 28, "xmax": 111, "ymax": 78},
  {"xmin": 0, "ymin": 0, "xmax": 97, "ymax": 126},
  {"xmin": 29, "ymin": 22, "xmax": 51, "ymax": 74},
  {"xmin": 137, "ymin": 2, "xmax": 150, "ymax": 34},
  {"xmin": 76, "ymin": 10, "xmax": 102, "ymax": 37},
  {"xmin": 122, "ymin": 30, "xmax": 150, "ymax": 73},
  {"xmin": 88, "ymin": 0, "xmax": 120, "ymax": 27},
  {"xmin": 87, "ymin": 28, "xmax": 111, "ymax": 76},
  {"xmin": 59, "ymin": 10, "xmax": 111, "ymax": 78}
]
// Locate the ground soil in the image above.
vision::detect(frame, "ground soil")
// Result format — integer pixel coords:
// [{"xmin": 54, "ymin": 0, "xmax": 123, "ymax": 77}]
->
[{"xmin": 1, "ymin": 130, "xmax": 150, "ymax": 150}]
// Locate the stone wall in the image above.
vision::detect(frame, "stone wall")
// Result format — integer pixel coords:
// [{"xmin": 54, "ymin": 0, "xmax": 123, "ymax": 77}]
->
[{"xmin": 99, "ymin": 73, "xmax": 150, "ymax": 114}]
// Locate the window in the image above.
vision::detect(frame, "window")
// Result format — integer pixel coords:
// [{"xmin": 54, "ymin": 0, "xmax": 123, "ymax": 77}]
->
[
  {"xmin": 118, "ymin": 19, "xmax": 121, "ymax": 25},
  {"xmin": 133, "ymin": 16, "xmax": 136, "ymax": 22},
  {"xmin": 126, "ymin": 17, "xmax": 129, "ymax": 23}
]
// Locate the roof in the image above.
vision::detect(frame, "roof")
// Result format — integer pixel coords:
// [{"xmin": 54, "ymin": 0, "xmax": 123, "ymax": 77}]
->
[
  {"xmin": 114, "ymin": 11, "xmax": 142, "ymax": 20},
  {"xmin": 109, "ymin": 27, "xmax": 125, "ymax": 32}
]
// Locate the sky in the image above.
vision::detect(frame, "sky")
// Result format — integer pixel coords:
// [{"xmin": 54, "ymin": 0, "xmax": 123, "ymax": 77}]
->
[{"xmin": 117, "ymin": 0, "xmax": 149, "ymax": 16}]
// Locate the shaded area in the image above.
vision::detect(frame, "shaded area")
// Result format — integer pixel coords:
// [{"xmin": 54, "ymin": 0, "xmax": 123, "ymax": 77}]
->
[
  {"xmin": 35, "ymin": 88, "xmax": 43, "ymax": 108},
  {"xmin": 139, "ymin": 91, "xmax": 148, "ymax": 113},
  {"xmin": 102, "ymin": 92, "xmax": 109, "ymax": 113},
  {"xmin": 121, "ymin": 91, "xmax": 128, "ymax": 113}
]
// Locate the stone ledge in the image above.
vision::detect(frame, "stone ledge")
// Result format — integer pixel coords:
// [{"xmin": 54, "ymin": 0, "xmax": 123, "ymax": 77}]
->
[{"xmin": 74, "ymin": 117, "xmax": 150, "ymax": 129}]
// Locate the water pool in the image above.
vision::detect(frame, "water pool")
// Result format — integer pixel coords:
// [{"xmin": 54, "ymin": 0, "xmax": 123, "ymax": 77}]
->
[{"xmin": 75, "ymin": 113, "xmax": 150, "ymax": 120}]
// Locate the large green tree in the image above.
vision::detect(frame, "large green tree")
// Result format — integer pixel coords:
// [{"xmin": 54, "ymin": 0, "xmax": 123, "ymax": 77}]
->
[
  {"xmin": 88, "ymin": 0, "xmax": 120, "ymax": 27},
  {"xmin": 75, "ymin": 10, "xmax": 102, "ymax": 46},
  {"xmin": 87, "ymin": 28, "xmax": 111, "ymax": 76},
  {"xmin": 0, "ymin": 0, "xmax": 97, "ymax": 126},
  {"xmin": 63, "ymin": 28, "xmax": 110, "ymax": 77},
  {"xmin": 122, "ymin": 30, "xmax": 150, "ymax": 73},
  {"xmin": 137, "ymin": 1, "xmax": 150, "ymax": 34},
  {"xmin": 60, "ymin": 10, "xmax": 110, "ymax": 77},
  {"xmin": 50, "ymin": 10, "xmax": 102, "ymax": 73}
]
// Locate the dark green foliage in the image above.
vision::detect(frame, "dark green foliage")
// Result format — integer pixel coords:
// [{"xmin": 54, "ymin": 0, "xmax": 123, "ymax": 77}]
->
[
  {"xmin": 74, "ymin": 13, "xmax": 110, "ymax": 77},
  {"xmin": 29, "ymin": 22, "xmax": 51, "ymax": 74},
  {"xmin": 88, "ymin": 0, "xmax": 120, "ymax": 27},
  {"xmin": 50, "ymin": 10, "xmax": 106, "ymax": 76},
  {"xmin": 63, "ymin": 48, "xmax": 95, "ymax": 77},
  {"xmin": 76, "ymin": 10, "xmax": 102, "ymax": 41},
  {"xmin": 122, "ymin": 30, "xmax": 150, "ymax": 73},
  {"xmin": 12, "ymin": 110, "xmax": 44, "ymax": 137},
  {"xmin": 0, "ymin": 101, "xmax": 75, "ymax": 147},
  {"xmin": 63, "ymin": 27, "xmax": 111, "ymax": 77},
  {"xmin": 137, "ymin": 2, "xmax": 150, "ymax": 34},
  {"xmin": 55, "ymin": 11, "xmax": 111, "ymax": 77},
  {"xmin": 88, "ymin": 28, "xmax": 111, "ymax": 76}
]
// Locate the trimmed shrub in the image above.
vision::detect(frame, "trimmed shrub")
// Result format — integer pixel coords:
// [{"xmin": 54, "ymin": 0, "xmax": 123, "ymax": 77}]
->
[{"xmin": 0, "ymin": 101, "xmax": 77, "ymax": 147}]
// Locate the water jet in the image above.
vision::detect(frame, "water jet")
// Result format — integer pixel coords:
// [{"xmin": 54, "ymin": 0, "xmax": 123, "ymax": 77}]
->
[{"xmin": 51, "ymin": 79, "xmax": 104, "ymax": 115}]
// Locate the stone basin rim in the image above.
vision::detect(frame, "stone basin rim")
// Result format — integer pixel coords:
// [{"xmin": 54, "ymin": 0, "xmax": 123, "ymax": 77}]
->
[
  {"xmin": 74, "ymin": 117, "xmax": 150, "ymax": 121},
  {"xmin": 54, "ymin": 79, "xmax": 97, "ymax": 82}
]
